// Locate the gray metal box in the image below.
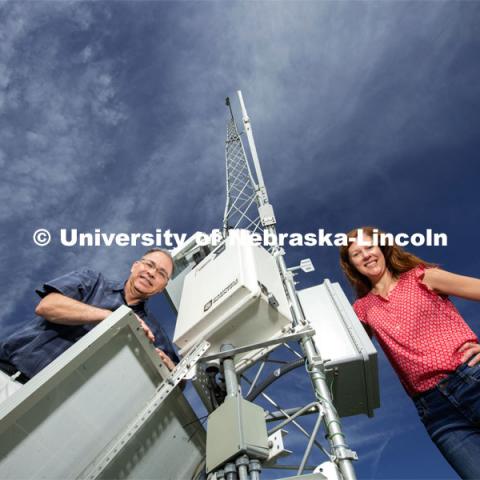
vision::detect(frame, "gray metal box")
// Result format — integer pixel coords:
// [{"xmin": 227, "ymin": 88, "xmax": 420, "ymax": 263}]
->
[
  {"xmin": 206, "ymin": 395, "xmax": 269, "ymax": 473},
  {"xmin": 298, "ymin": 280, "xmax": 380, "ymax": 417}
]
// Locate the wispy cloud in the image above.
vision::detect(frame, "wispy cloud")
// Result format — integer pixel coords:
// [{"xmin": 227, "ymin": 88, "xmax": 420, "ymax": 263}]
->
[{"xmin": 1, "ymin": 3, "xmax": 479, "ymax": 478}]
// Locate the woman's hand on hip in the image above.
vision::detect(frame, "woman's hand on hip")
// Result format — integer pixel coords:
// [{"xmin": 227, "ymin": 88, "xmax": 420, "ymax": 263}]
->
[{"xmin": 459, "ymin": 342, "xmax": 480, "ymax": 366}]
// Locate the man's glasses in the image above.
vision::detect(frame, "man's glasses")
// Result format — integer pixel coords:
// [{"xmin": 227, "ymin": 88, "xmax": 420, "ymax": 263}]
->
[{"xmin": 139, "ymin": 258, "xmax": 170, "ymax": 281}]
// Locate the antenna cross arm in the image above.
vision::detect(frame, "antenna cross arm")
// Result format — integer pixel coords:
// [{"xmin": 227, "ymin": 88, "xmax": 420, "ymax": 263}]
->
[{"xmin": 200, "ymin": 327, "xmax": 315, "ymax": 363}]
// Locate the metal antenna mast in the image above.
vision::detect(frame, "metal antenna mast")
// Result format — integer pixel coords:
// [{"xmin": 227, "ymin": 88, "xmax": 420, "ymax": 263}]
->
[
  {"xmin": 223, "ymin": 97, "xmax": 263, "ymax": 235},
  {"xmin": 223, "ymin": 91, "xmax": 358, "ymax": 480}
]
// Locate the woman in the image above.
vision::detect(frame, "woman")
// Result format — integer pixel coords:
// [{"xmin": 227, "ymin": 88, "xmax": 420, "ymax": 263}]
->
[{"xmin": 339, "ymin": 226, "xmax": 480, "ymax": 479}]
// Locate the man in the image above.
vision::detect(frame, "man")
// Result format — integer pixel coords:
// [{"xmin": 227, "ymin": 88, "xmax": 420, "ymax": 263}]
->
[{"xmin": 0, "ymin": 248, "xmax": 178, "ymax": 400}]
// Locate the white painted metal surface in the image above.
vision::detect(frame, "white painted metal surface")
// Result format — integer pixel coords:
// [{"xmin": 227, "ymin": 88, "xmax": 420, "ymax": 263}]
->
[
  {"xmin": 173, "ymin": 231, "xmax": 293, "ymax": 370},
  {"xmin": 0, "ymin": 306, "xmax": 205, "ymax": 479},
  {"xmin": 298, "ymin": 281, "xmax": 380, "ymax": 417}
]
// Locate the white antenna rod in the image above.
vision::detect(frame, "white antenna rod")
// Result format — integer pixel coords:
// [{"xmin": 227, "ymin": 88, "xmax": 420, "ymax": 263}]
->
[{"xmin": 237, "ymin": 90, "xmax": 269, "ymax": 206}]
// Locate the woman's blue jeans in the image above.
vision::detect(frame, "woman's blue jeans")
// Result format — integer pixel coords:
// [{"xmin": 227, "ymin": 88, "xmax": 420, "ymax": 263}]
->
[{"xmin": 413, "ymin": 362, "xmax": 480, "ymax": 479}]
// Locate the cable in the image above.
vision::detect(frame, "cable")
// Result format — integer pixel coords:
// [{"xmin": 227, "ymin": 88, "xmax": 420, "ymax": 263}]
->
[{"xmin": 245, "ymin": 358, "xmax": 304, "ymax": 401}]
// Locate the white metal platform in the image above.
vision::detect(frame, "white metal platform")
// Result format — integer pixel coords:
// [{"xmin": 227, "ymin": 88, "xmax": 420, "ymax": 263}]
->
[{"xmin": 0, "ymin": 306, "xmax": 206, "ymax": 480}]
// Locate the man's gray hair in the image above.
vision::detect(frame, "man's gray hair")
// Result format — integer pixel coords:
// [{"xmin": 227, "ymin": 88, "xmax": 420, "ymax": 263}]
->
[{"xmin": 142, "ymin": 248, "xmax": 175, "ymax": 277}]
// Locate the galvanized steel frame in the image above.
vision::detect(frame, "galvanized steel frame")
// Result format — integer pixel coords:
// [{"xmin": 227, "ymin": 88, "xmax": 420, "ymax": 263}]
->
[{"xmin": 219, "ymin": 91, "xmax": 358, "ymax": 480}]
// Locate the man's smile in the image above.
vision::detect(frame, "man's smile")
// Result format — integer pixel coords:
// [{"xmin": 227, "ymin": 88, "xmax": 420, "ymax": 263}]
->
[{"xmin": 139, "ymin": 275, "xmax": 153, "ymax": 287}]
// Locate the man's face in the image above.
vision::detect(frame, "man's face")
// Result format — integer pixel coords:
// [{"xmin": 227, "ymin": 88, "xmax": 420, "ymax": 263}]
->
[{"xmin": 129, "ymin": 251, "xmax": 173, "ymax": 298}]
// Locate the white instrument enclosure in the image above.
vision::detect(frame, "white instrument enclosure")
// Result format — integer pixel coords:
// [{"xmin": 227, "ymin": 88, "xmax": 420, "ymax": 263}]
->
[
  {"xmin": 173, "ymin": 232, "xmax": 293, "ymax": 370},
  {"xmin": 298, "ymin": 281, "xmax": 380, "ymax": 417}
]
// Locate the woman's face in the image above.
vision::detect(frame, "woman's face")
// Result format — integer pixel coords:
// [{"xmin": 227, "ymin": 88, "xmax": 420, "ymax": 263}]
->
[{"xmin": 348, "ymin": 234, "xmax": 386, "ymax": 280}]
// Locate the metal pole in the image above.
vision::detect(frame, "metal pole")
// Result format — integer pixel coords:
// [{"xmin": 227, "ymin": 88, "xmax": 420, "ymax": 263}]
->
[
  {"xmin": 238, "ymin": 465, "xmax": 248, "ymax": 480},
  {"xmin": 298, "ymin": 408, "xmax": 323, "ymax": 475},
  {"xmin": 217, "ymin": 347, "xmax": 264, "ymax": 480},
  {"xmin": 236, "ymin": 455, "xmax": 250, "ymax": 480},
  {"xmin": 275, "ymin": 240, "xmax": 357, "ymax": 480},
  {"xmin": 224, "ymin": 463, "xmax": 238, "ymax": 480},
  {"xmin": 237, "ymin": 91, "xmax": 268, "ymax": 203},
  {"xmin": 235, "ymin": 91, "xmax": 357, "ymax": 480},
  {"xmin": 249, "ymin": 459, "xmax": 261, "ymax": 480},
  {"xmin": 221, "ymin": 344, "xmax": 238, "ymax": 397}
]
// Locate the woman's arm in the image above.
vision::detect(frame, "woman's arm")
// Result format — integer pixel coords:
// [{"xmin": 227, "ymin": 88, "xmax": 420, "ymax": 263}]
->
[
  {"xmin": 423, "ymin": 269, "xmax": 480, "ymax": 301},
  {"xmin": 422, "ymin": 268, "xmax": 480, "ymax": 366}
]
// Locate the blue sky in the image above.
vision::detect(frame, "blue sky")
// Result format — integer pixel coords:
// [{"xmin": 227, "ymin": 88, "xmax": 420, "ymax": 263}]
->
[{"xmin": 1, "ymin": 1, "xmax": 480, "ymax": 478}]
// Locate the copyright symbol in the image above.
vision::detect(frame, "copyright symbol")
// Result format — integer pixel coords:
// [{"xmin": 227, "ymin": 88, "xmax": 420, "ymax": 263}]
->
[{"xmin": 33, "ymin": 229, "xmax": 51, "ymax": 247}]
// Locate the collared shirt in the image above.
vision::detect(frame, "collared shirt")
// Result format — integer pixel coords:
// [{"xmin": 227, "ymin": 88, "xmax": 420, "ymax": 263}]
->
[
  {"xmin": 0, "ymin": 268, "xmax": 178, "ymax": 379},
  {"xmin": 353, "ymin": 265, "xmax": 478, "ymax": 396}
]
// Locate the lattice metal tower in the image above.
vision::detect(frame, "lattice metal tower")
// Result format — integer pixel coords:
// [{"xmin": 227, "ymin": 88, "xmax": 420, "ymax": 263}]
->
[
  {"xmin": 220, "ymin": 91, "xmax": 359, "ymax": 480},
  {"xmin": 223, "ymin": 97, "xmax": 263, "ymax": 235}
]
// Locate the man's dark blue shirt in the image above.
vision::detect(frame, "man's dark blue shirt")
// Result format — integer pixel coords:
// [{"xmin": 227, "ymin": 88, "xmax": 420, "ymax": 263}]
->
[{"xmin": 0, "ymin": 268, "xmax": 178, "ymax": 379}]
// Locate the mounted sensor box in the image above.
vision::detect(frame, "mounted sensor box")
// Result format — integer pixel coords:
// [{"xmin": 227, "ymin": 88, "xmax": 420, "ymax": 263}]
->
[
  {"xmin": 298, "ymin": 280, "xmax": 380, "ymax": 417},
  {"xmin": 173, "ymin": 231, "xmax": 292, "ymax": 369}
]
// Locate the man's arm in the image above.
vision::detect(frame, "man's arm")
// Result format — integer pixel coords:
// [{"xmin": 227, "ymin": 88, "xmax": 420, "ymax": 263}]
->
[
  {"xmin": 35, "ymin": 293, "xmax": 111, "ymax": 325},
  {"xmin": 36, "ymin": 293, "xmax": 158, "ymax": 345}
]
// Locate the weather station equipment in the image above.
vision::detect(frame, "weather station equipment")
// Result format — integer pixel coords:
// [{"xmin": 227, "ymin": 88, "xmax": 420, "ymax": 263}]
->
[
  {"xmin": 0, "ymin": 92, "xmax": 379, "ymax": 480},
  {"xmin": 165, "ymin": 92, "xmax": 380, "ymax": 480}
]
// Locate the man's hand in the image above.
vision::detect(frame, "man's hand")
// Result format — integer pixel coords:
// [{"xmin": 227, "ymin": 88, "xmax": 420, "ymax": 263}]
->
[
  {"xmin": 134, "ymin": 314, "xmax": 155, "ymax": 343},
  {"xmin": 459, "ymin": 342, "xmax": 480, "ymax": 367},
  {"xmin": 155, "ymin": 348, "xmax": 176, "ymax": 371},
  {"xmin": 133, "ymin": 316, "xmax": 175, "ymax": 371}
]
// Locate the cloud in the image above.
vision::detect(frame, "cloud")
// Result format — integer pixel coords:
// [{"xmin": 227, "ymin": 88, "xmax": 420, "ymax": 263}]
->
[
  {"xmin": 0, "ymin": 1, "xmax": 133, "ymax": 317},
  {"xmin": 1, "ymin": 5, "xmax": 479, "ymax": 478}
]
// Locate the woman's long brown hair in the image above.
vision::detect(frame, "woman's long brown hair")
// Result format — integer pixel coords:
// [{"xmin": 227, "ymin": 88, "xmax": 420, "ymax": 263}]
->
[{"xmin": 339, "ymin": 226, "xmax": 436, "ymax": 298}]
